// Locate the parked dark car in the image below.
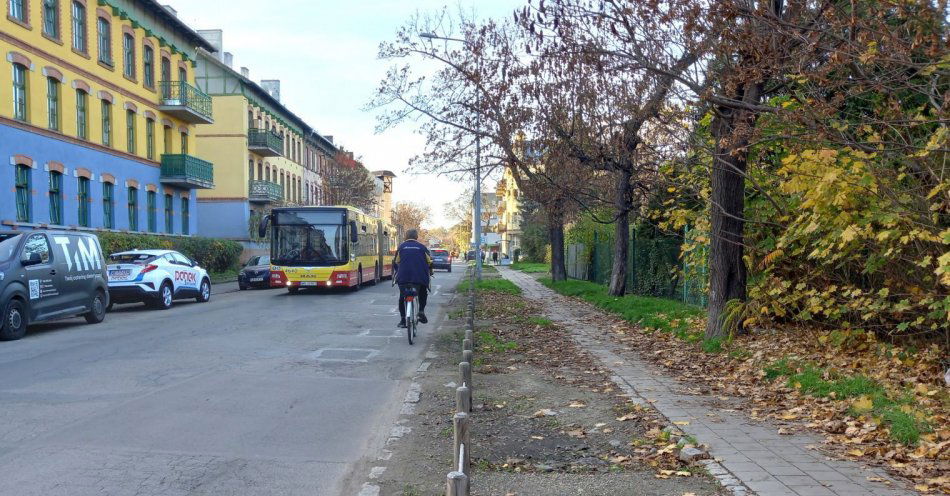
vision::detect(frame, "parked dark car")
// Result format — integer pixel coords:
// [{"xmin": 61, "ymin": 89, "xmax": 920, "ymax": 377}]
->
[
  {"xmin": 431, "ymin": 249, "xmax": 452, "ymax": 272},
  {"xmin": 238, "ymin": 256, "xmax": 272, "ymax": 290},
  {"xmin": 0, "ymin": 231, "xmax": 109, "ymax": 341}
]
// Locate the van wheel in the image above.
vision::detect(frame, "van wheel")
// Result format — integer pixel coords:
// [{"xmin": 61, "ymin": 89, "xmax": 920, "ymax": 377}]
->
[
  {"xmin": 84, "ymin": 291, "xmax": 107, "ymax": 324},
  {"xmin": 196, "ymin": 278, "xmax": 211, "ymax": 303},
  {"xmin": 0, "ymin": 298, "xmax": 27, "ymax": 341},
  {"xmin": 151, "ymin": 282, "xmax": 173, "ymax": 310}
]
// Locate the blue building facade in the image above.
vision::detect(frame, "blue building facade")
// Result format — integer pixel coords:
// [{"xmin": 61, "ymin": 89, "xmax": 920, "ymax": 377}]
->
[{"xmin": 2, "ymin": 122, "xmax": 198, "ymax": 235}]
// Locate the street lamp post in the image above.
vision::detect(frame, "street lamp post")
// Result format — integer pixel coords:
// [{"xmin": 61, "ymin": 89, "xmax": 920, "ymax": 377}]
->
[{"xmin": 420, "ymin": 32, "xmax": 483, "ymax": 280}]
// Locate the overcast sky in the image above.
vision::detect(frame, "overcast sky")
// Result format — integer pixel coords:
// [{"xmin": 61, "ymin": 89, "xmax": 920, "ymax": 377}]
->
[{"xmin": 164, "ymin": 0, "xmax": 521, "ymax": 228}]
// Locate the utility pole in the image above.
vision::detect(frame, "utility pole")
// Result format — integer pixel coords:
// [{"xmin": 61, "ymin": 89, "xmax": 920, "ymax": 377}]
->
[{"xmin": 420, "ymin": 32, "xmax": 483, "ymax": 280}]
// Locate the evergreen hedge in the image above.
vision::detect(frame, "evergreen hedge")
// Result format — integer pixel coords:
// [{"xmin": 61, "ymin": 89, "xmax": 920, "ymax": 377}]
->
[{"xmin": 96, "ymin": 232, "xmax": 243, "ymax": 274}]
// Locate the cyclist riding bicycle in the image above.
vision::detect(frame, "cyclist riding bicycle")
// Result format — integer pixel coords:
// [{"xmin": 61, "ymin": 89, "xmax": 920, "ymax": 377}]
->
[{"xmin": 394, "ymin": 229, "xmax": 433, "ymax": 328}]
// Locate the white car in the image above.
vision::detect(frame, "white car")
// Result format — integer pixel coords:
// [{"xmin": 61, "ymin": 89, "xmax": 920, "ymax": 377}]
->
[{"xmin": 106, "ymin": 250, "xmax": 211, "ymax": 310}]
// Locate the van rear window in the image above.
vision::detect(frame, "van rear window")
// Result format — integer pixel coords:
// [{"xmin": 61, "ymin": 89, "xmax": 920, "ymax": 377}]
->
[{"xmin": 109, "ymin": 253, "xmax": 158, "ymax": 264}]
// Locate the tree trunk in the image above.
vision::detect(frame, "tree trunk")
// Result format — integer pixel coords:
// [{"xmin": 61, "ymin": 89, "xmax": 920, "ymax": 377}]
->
[
  {"xmin": 705, "ymin": 84, "xmax": 760, "ymax": 339},
  {"xmin": 548, "ymin": 206, "xmax": 567, "ymax": 281},
  {"xmin": 608, "ymin": 168, "xmax": 633, "ymax": 296}
]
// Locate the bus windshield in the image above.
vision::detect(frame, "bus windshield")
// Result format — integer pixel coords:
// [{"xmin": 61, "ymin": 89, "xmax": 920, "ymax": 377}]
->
[{"xmin": 274, "ymin": 224, "xmax": 346, "ymax": 265}]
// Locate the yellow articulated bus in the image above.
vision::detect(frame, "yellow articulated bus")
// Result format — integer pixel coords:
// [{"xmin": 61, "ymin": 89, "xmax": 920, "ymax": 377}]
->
[{"xmin": 257, "ymin": 206, "xmax": 398, "ymax": 292}]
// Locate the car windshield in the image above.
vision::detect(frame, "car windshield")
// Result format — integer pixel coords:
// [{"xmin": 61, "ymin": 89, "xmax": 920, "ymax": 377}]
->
[
  {"xmin": 259, "ymin": 256, "xmax": 270, "ymax": 265},
  {"xmin": 109, "ymin": 253, "xmax": 159, "ymax": 264},
  {"xmin": 0, "ymin": 234, "xmax": 22, "ymax": 263},
  {"xmin": 274, "ymin": 224, "xmax": 345, "ymax": 265}
]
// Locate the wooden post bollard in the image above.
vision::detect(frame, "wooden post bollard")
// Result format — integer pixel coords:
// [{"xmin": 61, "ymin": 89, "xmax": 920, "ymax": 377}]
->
[
  {"xmin": 462, "ymin": 338, "xmax": 472, "ymax": 352},
  {"xmin": 446, "ymin": 471, "xmax": 468, "ymax": 496},
  {"xmin": 464, "ymin": 329, "xmax": 474, "ymax": 344},
  {"xmin": 453, "ymin": 412, "xmax": 471, "ymax": 479},
  {"xmin": 459, "ymin": 361, "xmax": 472, "ymax": 402},
  {"xmin": 456, "ymin": 384, "xmax": 471, "ymax": 413},
  {"xmin": 462, "ymin": 349, "xmax": 473, "ymax": 365}
]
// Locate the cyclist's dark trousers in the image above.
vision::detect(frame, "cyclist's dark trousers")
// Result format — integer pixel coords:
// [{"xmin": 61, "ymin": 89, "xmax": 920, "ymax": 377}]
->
[{"xmin": 398, "ymin": 284, "xmax": 428, "ymax": 320}]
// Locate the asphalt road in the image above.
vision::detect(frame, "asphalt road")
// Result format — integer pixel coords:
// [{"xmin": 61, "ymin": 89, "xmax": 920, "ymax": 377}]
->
[{"xmin": 0, "ymin": 264, "xmax": 463, "ymax": 496}]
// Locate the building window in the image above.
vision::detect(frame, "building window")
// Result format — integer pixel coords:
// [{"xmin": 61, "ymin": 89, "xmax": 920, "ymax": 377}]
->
[
  {"xmin": 8, "ymin": 0, "xmax": 25, "ymax": 23},
  {"xmin": 125, "ymin": 109, "xmax": 135, "ymax": 153},
  {"xmin": 146, "ymin": 190, "xmax": 156, "ymax": 232},
  {"xmin": 248, "ymin": 158, "xmax": 254, "ymax": 181},
  {"xmin": 180, "ymin": 131, "xmax": 188, "ymax": 154},
  {"xmin": 15, "ymin": 164, "xmax": 31, "ymax": 223},
  {"xmin": 143, "ymin": 45, "xmax": 154, "ymax": 88},
  {"xmin": 127, "ymin": 186, "xmax": 138, "ymax": 230},
  {"xmin": 71, "ymin": 1, "xmax": 86, "ymax": 53},
  {"xmin": 43, "ymin": 0, "xmax": 59, "ymax": 38},
  {"xmin": 160, "ymin": 56, "xmax": 170, "ymax": 83},
  {"xmin": 122, "ymin": 32, "xmax": 135, "ymax": 79},
  {"xmin": 96, "ymin": 17, "xmax": 111, "ymax": 65},
  {"xmin": 77, "ymin": 176, "xmax": 90, "ymax": 227},
  {"xmin": 101, "ymin": 99, "xmax": 111, "ymax": 146},
  {"xmin": 145, "ymin": 118, "xmax": 154, "ymax": 160},
  {"xmin": 163, "ymin": 125, "xmax": 172, "ymax": 153},
  {"xmin": 46, "ymin": 77, "xmax": 60, "ymax": 130},
  {"xmin": 181, "ymin": 197, "xmax": 189, "ymax": 235},
  {"xmin": 48, "ymin": 171, "xmax": 62, "ymax": 224},
  {"xmin": 12, "ymin": 63, "xmax": 27, "ymax": 121},
  {"xmin": 163, "ymin": 193, "xmax": 173, "ymax": 233},
  {"xmin": 178, "ymin": 66, "xmax": 186, "ymax": 83},
  {"xmin": 102, "ymin": 181, "xmax": 114, "ymax": 229},
  {"xmin": 75, "ymin": 88, "xmax": 87, "ymax": 139}
]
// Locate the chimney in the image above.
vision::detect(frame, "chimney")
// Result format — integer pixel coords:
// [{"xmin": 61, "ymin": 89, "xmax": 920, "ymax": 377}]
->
[
  {"xmin": 223, "ymin": 52, "xmax": 233, "ymax": 68},
  {"xmin": 240, "ymin": 67, "xmax": 250, "ymax": 79},
  {"xmin": 163, "ymin": 5, "xmax": 177, "ymax": 16},
  {"xmin": 197, "ymin": 29, "xmax": 223, "ymax": 56},
  {"xmin": 261, "ymin": 79, "xmax": 281, "ymax": 102}
]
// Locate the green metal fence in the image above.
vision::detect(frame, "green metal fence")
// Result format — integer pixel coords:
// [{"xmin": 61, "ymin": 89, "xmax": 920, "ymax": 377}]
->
[{"xmin": 565, "ymin": 229, "xmax": 708, "ymax": 307}]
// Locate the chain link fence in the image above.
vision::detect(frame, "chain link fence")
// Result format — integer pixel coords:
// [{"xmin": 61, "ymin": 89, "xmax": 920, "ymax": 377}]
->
[{"xmin": 565, "ymin": 230, "xmax": 707, "ymax": 307}]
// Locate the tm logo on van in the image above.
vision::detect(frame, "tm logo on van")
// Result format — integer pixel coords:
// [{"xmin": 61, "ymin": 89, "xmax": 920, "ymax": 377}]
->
[{"xmin": 53, "ymin": 237, "xmax": 102, "ymax": 272}]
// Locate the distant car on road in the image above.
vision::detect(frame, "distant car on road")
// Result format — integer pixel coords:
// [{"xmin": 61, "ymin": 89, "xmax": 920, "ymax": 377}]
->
[
  {"xmin": 431, "ymin": 249, "xmax": 452, "ymax": 272},
  {"xmin": 106, "ymin": 250, "xmax": 211, "ymax": 310},
  {"xmin": 0, "ymin": 231, "xmax": 109, "ymax": 341},
  {"xmin": 238, "ymin": 255, "xmax": 271, "ymax": 290}
]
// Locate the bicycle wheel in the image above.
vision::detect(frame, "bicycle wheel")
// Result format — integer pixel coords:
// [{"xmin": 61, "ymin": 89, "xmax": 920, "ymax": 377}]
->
[{"xmin": 406, "ymin": 299, "xmax": 415, "ymax": 345}]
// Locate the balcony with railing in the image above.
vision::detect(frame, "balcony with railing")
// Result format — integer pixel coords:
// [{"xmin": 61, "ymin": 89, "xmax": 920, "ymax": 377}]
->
[
  {"xmin": 158, "ymin": 81, "xmax": 213, "ymax": 124},
  {"xmin": 247, "ymin": 129, "xmax": 283, "ymax": 157},
  {"xmin": 248, "ymin": 180, "xmax": 283, "ymax": 203},
  {"xmin": 160, "ymin": 154, "xmax": 214, "ymax": 189}
]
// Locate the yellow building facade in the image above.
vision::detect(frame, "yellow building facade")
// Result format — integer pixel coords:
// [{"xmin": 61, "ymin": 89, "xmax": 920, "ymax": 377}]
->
[
  {"xmin": 496, "ymin": 167, "xmax": 523, "ymax": 257},
  {"xmin": 1, "ymin": 0, "xmax": 214, "ymax": 234},
  {"xmin": 194, "ymin": 46, "xmax": 338, "ymax": 240}
]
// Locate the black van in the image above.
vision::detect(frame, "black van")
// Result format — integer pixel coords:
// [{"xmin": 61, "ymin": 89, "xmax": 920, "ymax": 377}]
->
[{"xmin": 0, "ymin": 231, "xmax": 109, "ymax": 341}]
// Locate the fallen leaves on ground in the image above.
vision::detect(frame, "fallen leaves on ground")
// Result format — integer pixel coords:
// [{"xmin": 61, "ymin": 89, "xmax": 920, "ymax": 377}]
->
[{"xmin": 546, "ymin": 290, "xmax": 950, "ymax": 494}]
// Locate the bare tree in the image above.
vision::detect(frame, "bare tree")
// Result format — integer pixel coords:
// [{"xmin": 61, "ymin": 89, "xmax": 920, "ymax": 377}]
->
[{"xmin": 323, "ymin": 150, "xmax": 378, "ymax": 213}]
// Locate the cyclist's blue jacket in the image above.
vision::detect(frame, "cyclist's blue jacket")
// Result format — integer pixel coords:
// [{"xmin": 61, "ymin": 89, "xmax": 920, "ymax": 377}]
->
[{"xmin": 394, "ymin": 240, "xmax": 432, "ymax": 286}]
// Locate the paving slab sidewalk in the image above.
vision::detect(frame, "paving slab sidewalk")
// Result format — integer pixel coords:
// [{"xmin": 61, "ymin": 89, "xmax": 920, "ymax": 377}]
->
[{"xmin": 498, "ymin": 267, "xmax": 916, "ymax": 496}]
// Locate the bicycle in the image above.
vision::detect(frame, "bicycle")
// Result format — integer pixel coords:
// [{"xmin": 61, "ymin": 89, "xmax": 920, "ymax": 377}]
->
[{"xmin": 403, "ymin": 284, "xmax": 419, "ymax": 345}]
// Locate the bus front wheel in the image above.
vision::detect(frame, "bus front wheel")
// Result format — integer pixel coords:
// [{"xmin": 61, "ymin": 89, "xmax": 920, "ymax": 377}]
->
[{"xmin": 351, "ymin": 267, "xmax": 363, "ymax": 292}]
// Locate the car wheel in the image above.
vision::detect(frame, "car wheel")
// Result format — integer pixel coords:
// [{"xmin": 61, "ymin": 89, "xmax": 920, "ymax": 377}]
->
[
  {"xmin": 152, "ymin": 282, "xmax": 173, "ymax": 310},
  {"xmin": 238, "ymin": 282, "xmax": 247, "ymax": 291},
  {"xmin": 84, "ymin": 290, "xmax": 107, "ymax": 324},
  {"xmin": 448, "ymin": 265, "xmax": 453, "ymax": 273},
  {"xmin": 196, "ymin": 278, "xmax": 211, "ymax": 303},
  {"xmin": 0, "ymin": 298, "xmax": 28, "ymax": 341}
]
